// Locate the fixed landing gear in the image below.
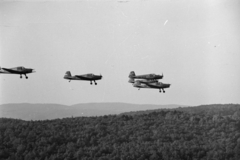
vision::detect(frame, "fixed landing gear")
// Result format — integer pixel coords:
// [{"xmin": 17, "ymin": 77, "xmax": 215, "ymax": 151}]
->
[
  {"xmin": 90, "ymin": 81, "xmax": 97, "ymax": 85},
  {"xmin": 159, "ymin": 89, "xmax": 165, "ymax": 93},
  {"xmin": 20, "ymin": 75, "xmax": 28, "ymax": 79},
  {"xmin": 24, "ymin": 74, "xmax": 28, "ymax": 79}
]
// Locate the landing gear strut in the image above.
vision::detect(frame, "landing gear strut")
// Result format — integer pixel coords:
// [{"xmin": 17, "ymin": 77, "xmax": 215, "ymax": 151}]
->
[{"xmin": 159, "ymin": 89, "xmax": 165, "ymax": 93}]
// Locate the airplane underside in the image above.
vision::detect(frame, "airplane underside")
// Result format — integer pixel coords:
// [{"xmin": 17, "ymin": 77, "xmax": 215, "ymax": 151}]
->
[
  {"xmin": 67, "ymin": 79, "xmax": 98, "ymax": 85},
  {"xmin": 0, "ymin": 72, "xmax": 29, "ymax": 79}
]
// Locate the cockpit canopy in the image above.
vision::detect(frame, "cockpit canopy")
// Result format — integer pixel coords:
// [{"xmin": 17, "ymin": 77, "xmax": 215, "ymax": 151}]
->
[
  {"xmin": 149, "ymin": 74, "xmax": 155, "ymax": 78},
  {"xmin": 17, "ymin": 66, "xmax": 25, "ymax": 71},
  {"xmin": 86, "ymin": 73, "xmax": 94, "ymax": 77}
]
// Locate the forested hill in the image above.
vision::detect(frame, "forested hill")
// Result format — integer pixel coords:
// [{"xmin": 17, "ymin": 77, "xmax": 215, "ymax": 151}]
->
[
  {"xmin": 1, "ymin": 104, "xmax": 240, "ymax": 160},
  {"xmin": 121, "ymin": 104, "xmax": 240, "ymax": 119}
]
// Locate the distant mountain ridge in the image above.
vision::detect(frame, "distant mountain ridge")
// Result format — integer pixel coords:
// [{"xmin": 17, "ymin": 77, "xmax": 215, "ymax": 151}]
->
[
  {"xmin": 0, "ymin": 103, "xmax": 185, "ymax": 120},
  {"xmin": 121, "ymin": 104, "xmax": 240, "ymax": 118}
]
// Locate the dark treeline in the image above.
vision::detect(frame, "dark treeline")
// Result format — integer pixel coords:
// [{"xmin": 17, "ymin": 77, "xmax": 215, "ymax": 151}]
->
[
  {"xmin": 121, "ymin": 104, "xmax": 240, "ymax": 118},
  {"xmin": 0, "ymin": 104, "xmax": 240, "ymax": 160}
]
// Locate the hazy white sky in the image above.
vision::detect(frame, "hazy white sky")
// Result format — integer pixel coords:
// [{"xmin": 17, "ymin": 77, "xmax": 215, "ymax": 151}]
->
[{"xmin": 0, "ymin": 0, "xmax": 240, "ymax": 106}]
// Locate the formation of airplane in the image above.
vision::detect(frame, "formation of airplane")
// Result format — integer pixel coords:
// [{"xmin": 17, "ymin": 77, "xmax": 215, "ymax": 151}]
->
[
  {"xmin": 0, "ymin": 66, "xmax": 171, "ymax": 93},
  {"xmin": 64, "ymin": 71, "xmax": 102, "ymax": 85},
  {"xmin": 0, "ymin": 66, "xmax": 35, "ymax": 79},
  {"xmin": 128, "ymin": 71, "xmax": 171, "ymax": 93}
]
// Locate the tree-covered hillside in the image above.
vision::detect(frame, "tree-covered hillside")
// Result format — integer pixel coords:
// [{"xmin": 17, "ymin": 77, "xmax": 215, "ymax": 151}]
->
[
  {"xmin": 121, "ymin": 104, "xmax": 240, "ymax": 119},
  {"xmin": 0, "ymin": 104, "xmax": 240, "ymax": 160}
]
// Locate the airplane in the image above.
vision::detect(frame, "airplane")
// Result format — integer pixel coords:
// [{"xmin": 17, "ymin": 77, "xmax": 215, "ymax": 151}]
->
[
  {"xmin": 129, "ymin": 71, "xmax": 163, "ymax": 81},
  {"xmin": 133, "ymin": 80, "xmax": 171, "ymax": 93},
  {"xmin": 128, "ymin": 78, "xmax": 158, "ymax": 84},
  {"xmin": 64, "ymin": 71, "xmax": 102, "ymax": 85},
  {"xmin": 0, "ymin": 66, "xmax": 35, "ymax": 79}
]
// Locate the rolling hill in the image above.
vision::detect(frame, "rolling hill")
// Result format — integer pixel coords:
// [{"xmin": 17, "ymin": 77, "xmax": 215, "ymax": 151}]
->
[
  {"xmin": 1, "ymin": 104, "xmax": 240, "ymax": 160},
  {"xmin": 121, "ymin": 104, "xmax": 240, "ymax": 119},
  {"xmin": 0, "ymin": 103, "xmax": 185, "ymax": 120}
]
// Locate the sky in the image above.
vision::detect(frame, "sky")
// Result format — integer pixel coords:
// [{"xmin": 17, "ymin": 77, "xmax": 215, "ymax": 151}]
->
[{"xmin": 0, "ymin": 0, "xmax": 240, "ymax": 106}]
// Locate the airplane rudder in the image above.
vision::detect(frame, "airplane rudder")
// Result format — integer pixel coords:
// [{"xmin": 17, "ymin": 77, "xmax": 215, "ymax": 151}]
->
[
  {"xmin": 129, "ymin": 71, "xmax": 135, "ymax": 78},
  {"xmin": 65, "ymin": 71, "xmax": 71, "ymax": 76}
]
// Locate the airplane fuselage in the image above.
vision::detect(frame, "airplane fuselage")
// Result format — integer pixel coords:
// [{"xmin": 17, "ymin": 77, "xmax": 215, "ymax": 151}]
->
[
  {"xmin": 64, "ymin": 72, "xmax": 102, "ymax": 85},
  {"xmin": 129, "ymin": 71, "xmax": 163, "ymax": 80},
  {"xmin": 0, "ymin": 68, "xmax": 33, "ymax": 74},
  {"xmin": 64, "ymin": 75, "xmax": 102, "ymax": 81},
  {"xmin": 133, "ymin": 81, "xmax": 171, "ymax": 93},
  {"xmin": 134, "ymin": 82, "xmax": 170, "ymax": 89},
  {"xmin": 0, "ymin": 66, "xmax": 35, "ymax": 79},
  {"xmin": 131, "ymin": 74, "xmax": 163, "ymax": 80},
  {"xmin": 128, "ymin": 78, "xmax": 158, "ymax": 84}
]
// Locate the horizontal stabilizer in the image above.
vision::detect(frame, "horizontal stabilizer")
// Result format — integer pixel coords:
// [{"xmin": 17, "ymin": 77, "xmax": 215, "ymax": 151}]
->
[{"xmin": 128, "ymin": 78, "xmax": 135, "ymax": 83}]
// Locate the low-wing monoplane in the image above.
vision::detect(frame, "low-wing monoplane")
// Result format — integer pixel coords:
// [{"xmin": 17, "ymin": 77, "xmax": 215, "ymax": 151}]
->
[
  {"xmin": 129, "ymin": 71, "xmax": 163, "ymax": 80},
  {"xmin": 133, "ymin": 81, "xmax": 171, "ymax": 93},
  {"xmin": 64, "ymin": 71, "xmax": 102, "ymax": 85},
  {"xmin": 128, "ymin": 78, "xmax": 158, "ymax": 84},
  {"xmin": 0, "ymin": 66, "xmax": 35, "ymax": 79}
]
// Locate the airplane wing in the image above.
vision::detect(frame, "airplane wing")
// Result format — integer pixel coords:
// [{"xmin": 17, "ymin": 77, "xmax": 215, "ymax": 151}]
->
[
  {"xmin": 75, "ymin": 75, "xmax": 93, "ymax": 80},
  {"xmin": 144, "ymin": 83, "xmax": 154, "ymax": 88},
  {"xmin": 140, "ymin": 81, "xmax": 162, "ymax": 88},
  {"xmin": 135, "ymin": 80, "xmax": 151, "ymax": 87},
  {"xmin": 1, "ymin": 68, "xmax": 23, "ymax": 74}
]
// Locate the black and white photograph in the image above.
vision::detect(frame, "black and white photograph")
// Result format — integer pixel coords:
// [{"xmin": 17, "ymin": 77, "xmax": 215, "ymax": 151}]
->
[{"xmin": 1, "ymin": 0, "xmax": 240, "ymax": 159}]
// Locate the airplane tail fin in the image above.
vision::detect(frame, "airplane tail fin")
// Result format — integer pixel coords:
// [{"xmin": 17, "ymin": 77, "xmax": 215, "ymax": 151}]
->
[
  {"xmin": 64, "ymin": 71, "xmax": 72, "ymax": 79},
  {"xmin": 129, "ymin": 71, "xmax": 135, "ymax": 78},
  {"xmin": 65, "ymin": 71, "xmax": 71, "ymax": 76}
]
